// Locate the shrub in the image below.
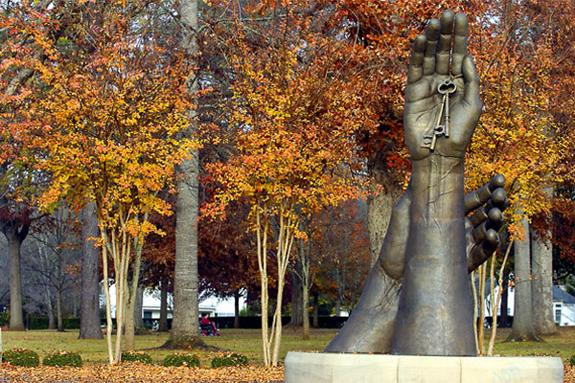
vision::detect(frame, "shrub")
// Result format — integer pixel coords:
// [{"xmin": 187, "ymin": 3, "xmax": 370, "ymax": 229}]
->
[
  {"xmin": 121, "ymin": 351, "xmax": 153, "ymax": 364},
  {"xmin": 43, "ymin": 351, "xmax": 83, "ymax": 367},
  {"xmin": 163, "ymin": 353, "xmax": 200, "ymax": 368},
  {"xmin": 2, "ymin": 348, "xmax": 40, "ymax": 367},
  {"xmin": 0, "ymin": 312, "xmax": 8, "ymax": 327},
  {"xmin": 570, "ymin": 354, "xmax": 575, "ymax": 367},
  {"xmin": 211, "ymin": 353, "xmax": 249, "ymax": 368}
]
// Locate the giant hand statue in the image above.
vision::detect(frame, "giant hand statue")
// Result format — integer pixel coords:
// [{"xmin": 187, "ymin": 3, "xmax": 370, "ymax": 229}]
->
[{"xmin": 325, "ymin": 10, "xmax": 507, "ymax": 356}]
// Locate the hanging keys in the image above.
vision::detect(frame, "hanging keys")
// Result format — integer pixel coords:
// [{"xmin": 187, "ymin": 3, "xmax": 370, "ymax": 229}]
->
[
  {"xmin": 437, "ymin": 79, "xmax": 457, "ymax": 137},
  {"xmin": 421, "ymin": 77, "xmax": 458, "ymax": 151}
]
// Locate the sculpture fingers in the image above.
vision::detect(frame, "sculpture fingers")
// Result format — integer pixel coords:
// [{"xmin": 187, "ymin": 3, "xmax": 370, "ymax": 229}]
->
[
  {"xmin": 464, "ymin": 174, "xmax": 506, "ymax": 214},
  {"xmin": 435, "ymin": 9, "xmax": 455, "ymax": 75},
  {"xmin": 451, "ymin": 13, "xmax": 468, "ymax": 76},
  {"xmin": 423, "ymin": 19, "xmax": 440, "ymax": 75},
  {"xmin": 467, "ymin": 228, "xmax": 500, "ymax": 273},
  {"xmin": 462, "ymin": 56, "xmax": 482, "ymax": 111},
  {"xmin": 407, "ymin": 35, "xmax": 427, "ymax": 85}
]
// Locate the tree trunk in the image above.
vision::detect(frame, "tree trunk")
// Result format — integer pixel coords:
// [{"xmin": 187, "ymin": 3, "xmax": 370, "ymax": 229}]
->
[
  {"xmin": 508, "ymin": 217, "xmax": 540, "ymax": 341},
  {"xmin": 45, "ymin": 289, "xmax": 56, "ymax": 330},
  {"xmin": 166, "ymin": 0, "xmax": 201, "ymax": 348},
  {"xmin": 501, "ymin": 272, "xmax": 509, "ymax": 327},
  {"xmin": 170, "ymin": 148, "xmax": 201, "ymax": 344},
  {"xmin": 302, "ymin": 277, "xmax": 310, "ymax": 340},
  {"xmin": 233, "ymin": 290, "xmax": 240, "ymax": 329},
  {"xmin": 134, "ymin": 286, "xmax": 144, "ymax": 332},
  {"xmin": 56, "ymin": 289, "xmax": 64, "ymax": 332},
  {"xmin": 159, "ymin": 278, "xmax": 169, "ymax": 332},
  {"xmin": 6, "ymin": 227, "xmax": 25, "ymax": 331},
  {"xmin": 289, "ymin": 269, "xmax": 302, "ymax": 326},
  {"xmin": 532, "ymin": 228, "xmax": 556, "ymax": 335},
  {"xmin": 124, "ymin": 240, "xmax": 143, "ymax": 351},
  {"xmin": 79, "ymin": 203, "xmax": 103, "ymax": 339},
  {"xmin": 312, "ymin": 291, "xmax": 319, "ymax": 328}
]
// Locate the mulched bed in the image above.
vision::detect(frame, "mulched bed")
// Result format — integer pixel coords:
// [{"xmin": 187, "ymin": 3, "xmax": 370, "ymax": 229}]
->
[
  {"xmin": 1, "ymin": 363, "xmax": 573, "ymax": 382},
  {"xmin": 0, "ymin": 364, "xmax": 284, "ymax": 383}
]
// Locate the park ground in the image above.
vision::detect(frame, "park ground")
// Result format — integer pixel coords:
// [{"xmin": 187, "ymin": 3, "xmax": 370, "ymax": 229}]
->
[{"xmin": 0, "ymin": 327, "xmax": 574, "ymax": 382}]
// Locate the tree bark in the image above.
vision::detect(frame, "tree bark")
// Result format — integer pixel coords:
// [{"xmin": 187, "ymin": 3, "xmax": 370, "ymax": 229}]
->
[
  {"xmin": 233, "ymin": 290, "xmax": 240, "ymax": 329},
  {"xmin": 134, "ymin": 286, "xmax": 144, "ymax": 332},
  {"xmin": 508, "ymin": 216, "xmax": 540, "ymax": 341},
  {"xmin": 531, "ymin": 229, "xmax": 556, "ymax": 335},
  {"xmin": 302, "ymin": 276, "xmax": 310, "ymax": 340},
  {"xmin": 45, "ymin": 288, "xmax": 56, "ymax": 330},
  {"xmin": 167, "ymin": 0, "xmax": 202, "ymax": 348},
  {"xmin": 312, "ymin": 291, "xmax": 319, "ymax": 328},
  {"xmin": 501, "ymin": 272, "xmax": 509, "ymax": 327},
  {"xmin": 79, "ymin": 203, "xmax": 103, "ymax": 339},
  {"xmin": 56, "ymin": 289, "xmax": 64, "ymax": 332},
  {"xmin": 159, "ymin": 278, "xmax": 169, "ymax": 332},
  {"xmin": 124, "ymin": 239, "xmax": 143, "ymax": 351},
  {"xmin": 289, "ymin": 269, "xmax": 302, "ymax": 326},
  {"xmin": 5, "ymin": 225, "xmax": 26, "ymax": 331}
]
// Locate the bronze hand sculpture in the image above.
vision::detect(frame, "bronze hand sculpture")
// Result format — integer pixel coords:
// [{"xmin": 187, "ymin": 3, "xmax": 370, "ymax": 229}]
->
[{"xmin": 325, "ymin": 10, "xmax": 507, "ymax": 356}]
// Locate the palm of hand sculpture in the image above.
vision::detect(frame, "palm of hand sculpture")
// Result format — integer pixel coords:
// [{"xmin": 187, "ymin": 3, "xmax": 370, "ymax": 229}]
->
[
  {"xmin": 325, "ymin": 10, "xmax": 507, "ymax": 356},
  {"xmin": 404, "ymin": 12, "xmax": 482, "ymax": 160}
]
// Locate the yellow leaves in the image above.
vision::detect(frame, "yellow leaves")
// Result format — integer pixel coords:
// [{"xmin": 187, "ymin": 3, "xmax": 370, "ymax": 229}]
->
[{"xmin": 0, "ymin": 364, "xmax": 285, "ymax": 383}]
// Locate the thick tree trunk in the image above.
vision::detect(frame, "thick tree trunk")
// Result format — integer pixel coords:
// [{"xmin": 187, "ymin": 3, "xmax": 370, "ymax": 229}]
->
[
  {"xmin": 302, "ymin": 278, "xmax": 310, "ymax": 340},
  {"xmin": 170, "ymin": 149, "xmax": 201, "ymax": 344},
  {"xmin": 134, "ymin": 286, "xmax": 144, "ymax": 332},
  {"xmin": 167, "ymin": 0, "xmax": 203, "ymax": 348},
  {"xmin": 289, "ymin": 270, "xmax": 302, "ymax": 326},
  {"xmin": 159, "ymin": 278, "xmax": 169, "ymax": 332},
  {"xmin": 124, "ymin": 242, "xmax": 143, "ymax": 351},
  {"xmin": 531, "ymin": 229, "xmax": 556, "ymax": 335},
  {"xmin": 233, "ymin": 290, "xmax": 240, "ymax": 329},
  {"xmin": 79, "ymin": 203, "xmax": 103, "ymax": 339},
  {"xmin": 508, "ymin": 217, "xmax": 540, "ymax": 341},
  {"xmin": 56, "ymin": 290, "xmax": 64, "ymax": 332},
  {"xmin": 45, "ymin": 290, "xmax": 56, "ymax": 330},
  {"xmin": 6, "ymin": 229, "xmax": 25, "ymax": 331},
  {"xmin": 312, "ymin": 291, "xmax": 319, "ymax": 328}
]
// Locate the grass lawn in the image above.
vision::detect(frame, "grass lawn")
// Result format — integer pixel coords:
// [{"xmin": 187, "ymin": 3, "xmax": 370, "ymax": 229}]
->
[{"xmin": 1, "ymin": 326, "xmax": 574, "ymax": 365}]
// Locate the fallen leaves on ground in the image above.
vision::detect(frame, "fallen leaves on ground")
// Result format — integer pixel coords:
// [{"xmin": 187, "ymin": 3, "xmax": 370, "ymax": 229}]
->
[
  {"xmin": 0, "ymin": 363, "xmax": 284, "ymax": 383},
  {"xmin": 1, "ymin": 362, "xmax": 573, "ymax": 382},
  {"xmin": 566, "ymin": 364, "xmax": 575, "ymax": 383}
]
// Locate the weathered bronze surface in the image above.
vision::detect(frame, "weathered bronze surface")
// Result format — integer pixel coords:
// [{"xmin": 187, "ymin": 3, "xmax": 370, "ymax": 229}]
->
[{"xmin": 325, "ymin": 10, "xmax": 508, "ymax": 356}]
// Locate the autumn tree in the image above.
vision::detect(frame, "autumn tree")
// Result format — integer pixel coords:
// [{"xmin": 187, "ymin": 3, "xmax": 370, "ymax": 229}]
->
[
  {"xmin": 204, "ymin": 1, "xmax": 377, "ymax": 366},
  {"xmin": 2, "ymin": 1, "xmax": 195, "ymax": 363}
]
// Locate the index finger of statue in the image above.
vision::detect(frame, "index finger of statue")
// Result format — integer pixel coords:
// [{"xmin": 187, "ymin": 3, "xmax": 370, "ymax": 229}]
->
[
  {"xmin": 423, "ymin": 19, "xmax": 441, "ymax": 75},
  {"xmin": 451, "ymin": 13, "xmax": 468, "ymax": 76},
  {"xmin": 435, "ymin": 9, "xmax": 454, "ymax": 75},
  {"xmin": 407, "ymin": 34, "xmax": 427, "ymax": 84}
]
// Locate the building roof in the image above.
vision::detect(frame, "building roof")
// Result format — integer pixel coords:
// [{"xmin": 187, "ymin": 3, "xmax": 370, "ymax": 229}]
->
[{"xmin": 553, "ymin": 286, "xmax": 575, "ymax": 304}]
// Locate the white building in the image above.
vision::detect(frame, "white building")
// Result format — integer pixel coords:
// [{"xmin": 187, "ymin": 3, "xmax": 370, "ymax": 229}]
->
[
  {"xmin": 485, "ymin": 284, "xmax": 575, "ymax": 326},
  {"xmin": 101, "ymin": 284, "xmax": 246, "ymax": 320}
]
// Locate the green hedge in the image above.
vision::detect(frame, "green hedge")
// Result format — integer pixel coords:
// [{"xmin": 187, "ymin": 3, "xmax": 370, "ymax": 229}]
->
[
  {"xmin": 570, "ymin": 354, "xmax": 575, "ymax": 367},
  {"xmin": 27, "ymin": 317, "xmax": 81, "ymax": 330},
  {"xmin": 163, "ymin": 353, "xmax": 200, "ymax": 368},
  {"xmin": 43, "ymin": 351, "xmax": 83, "ymax": 367},
  {"xmin": 2, "ymin": 348, "xmax": 40, "ymax": 367},
  {"xmin": 0, "ymin": 312, "xmax": 8, "ymax": 327},
  {"xmin": 211, "ymin": 353, "xmax": 248, "ymax": 368},
  {"xmin": 122, "ymin": 351, "xmax": 153, "ymax": 364}
]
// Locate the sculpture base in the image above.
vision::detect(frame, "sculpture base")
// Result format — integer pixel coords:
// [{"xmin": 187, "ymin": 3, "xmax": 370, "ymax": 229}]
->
[{"xmin": 284, "ymin": 352, "xmax": 564, "ymax": 383}]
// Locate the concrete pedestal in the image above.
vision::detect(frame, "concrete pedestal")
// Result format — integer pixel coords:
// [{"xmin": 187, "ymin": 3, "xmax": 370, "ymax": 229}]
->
[{"xmin": 285, "ymin": 352, "xmax": 564, "ymax": 383}]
